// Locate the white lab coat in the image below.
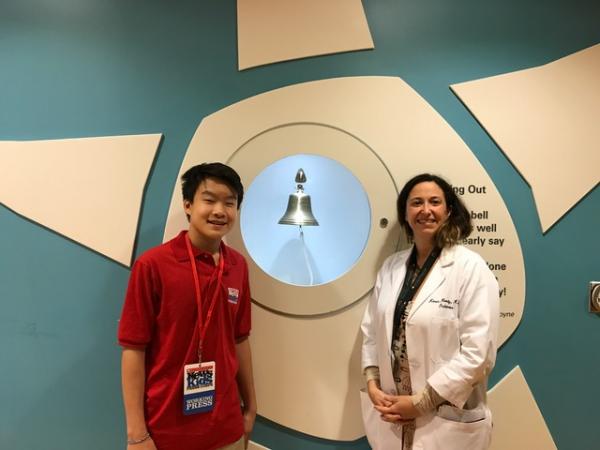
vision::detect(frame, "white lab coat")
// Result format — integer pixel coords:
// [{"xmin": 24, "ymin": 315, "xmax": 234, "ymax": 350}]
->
[{"xmin": 361, "ymin": 245, "xmax": 499, "ymax": 450}]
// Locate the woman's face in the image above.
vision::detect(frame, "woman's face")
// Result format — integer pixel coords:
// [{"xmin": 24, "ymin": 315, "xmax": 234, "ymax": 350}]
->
[{"xmin": 405, "ymin": 181, "xmax": 449, "ymax": 243}]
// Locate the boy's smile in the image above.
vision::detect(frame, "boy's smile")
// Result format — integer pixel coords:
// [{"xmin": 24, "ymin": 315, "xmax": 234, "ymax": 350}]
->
[{"xmin": 184, "ymin": 177, "xmax": 238, "ymax": 253}]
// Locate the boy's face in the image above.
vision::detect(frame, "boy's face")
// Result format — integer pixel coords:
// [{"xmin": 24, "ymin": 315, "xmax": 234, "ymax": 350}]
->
[{"xmin": 184, "ymin": 177, "xmax": 238, "ymax": 247}]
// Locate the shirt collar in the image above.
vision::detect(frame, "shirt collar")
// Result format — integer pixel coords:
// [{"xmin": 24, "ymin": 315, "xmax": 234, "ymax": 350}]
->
[
  {"xmin": 171, "ymin": 230, "xmax": 236, "ymax": 267},
  {"xmin": 405, "ymin": 243, "xmax": 455, "ymax": 268}
]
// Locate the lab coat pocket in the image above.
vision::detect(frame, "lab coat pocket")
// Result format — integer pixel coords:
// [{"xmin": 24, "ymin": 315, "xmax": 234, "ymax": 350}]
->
[
  {"xmin": 360, "ymin": 388, "xmax": 379, "ymax": 449},
  {"xmin": 430, "ymin": 317, "xmax": 459, "ymax": 362},
  {"xmin": 437, "ymin": 404, "xmax": 486, "ymax": 423},
  {"xmin": 360, "ymin": 389, "xmax": 403, "ymax": 450},
  {"xmin": 428, "ymin": 407, "xmax": 492, "ymax": 449}
]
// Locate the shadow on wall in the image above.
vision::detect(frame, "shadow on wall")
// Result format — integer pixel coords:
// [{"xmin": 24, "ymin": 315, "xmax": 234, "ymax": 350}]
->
[{"xmin": 270, "ymin": 236, "xmax": 322, "ymax": 286}]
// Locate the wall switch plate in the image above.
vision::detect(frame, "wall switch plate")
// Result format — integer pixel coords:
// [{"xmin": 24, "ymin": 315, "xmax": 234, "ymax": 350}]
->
[{"xmin": 590, "ymin": 282, "xmax": 600, "ymax": 313}]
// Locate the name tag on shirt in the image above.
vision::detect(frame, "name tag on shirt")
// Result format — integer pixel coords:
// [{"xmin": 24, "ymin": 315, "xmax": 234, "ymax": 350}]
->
[
  {"xmin": 227, "ymin": 287, "xmax": 239, "ymax": 304},
  {"xmin": 183, "ymin": 361, "xmax": 216, "ymax": 415}
]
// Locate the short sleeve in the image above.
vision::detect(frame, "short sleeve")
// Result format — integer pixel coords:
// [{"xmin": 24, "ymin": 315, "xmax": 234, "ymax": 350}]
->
[
  {"xmin": 234, "ymin": 258, "xmax": 251, "ymax": 340},
  {"xmin": 118, "ymin": 259, "xmax": 158, "ymax": 348}
]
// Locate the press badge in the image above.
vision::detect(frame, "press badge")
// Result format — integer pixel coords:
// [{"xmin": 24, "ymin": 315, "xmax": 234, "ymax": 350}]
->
[{"xmin": 183, "ymin": 361, "xmax": 216, "ymax": 415}]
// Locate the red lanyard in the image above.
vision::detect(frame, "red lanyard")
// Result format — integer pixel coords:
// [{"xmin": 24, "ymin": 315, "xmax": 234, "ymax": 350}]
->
[{"xmin": 185, "ymin": 234, "xmax": 225, "ymax": 363}]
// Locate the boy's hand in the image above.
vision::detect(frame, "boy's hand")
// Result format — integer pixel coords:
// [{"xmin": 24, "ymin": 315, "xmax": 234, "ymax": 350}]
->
[{"xmin": 242, "ymin": 408, "xmax": 256, "ymax": 449}]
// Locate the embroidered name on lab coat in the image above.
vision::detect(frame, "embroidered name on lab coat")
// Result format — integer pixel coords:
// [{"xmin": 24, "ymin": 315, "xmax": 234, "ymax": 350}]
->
[{"xmin": 428, "ymin": 298, "xmax": 459, "ymax": 310}]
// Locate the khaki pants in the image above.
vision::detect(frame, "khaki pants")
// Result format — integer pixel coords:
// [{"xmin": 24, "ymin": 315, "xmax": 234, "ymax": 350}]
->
[{"xmin": 219, "ymin": 436, "xmax": 245, "ymax": 450}]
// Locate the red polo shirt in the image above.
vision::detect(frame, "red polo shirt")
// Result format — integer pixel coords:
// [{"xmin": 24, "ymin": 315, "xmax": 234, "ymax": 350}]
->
[{"xmin": 118, "ymin": 231, "xmax": 251, "ymax": 450}]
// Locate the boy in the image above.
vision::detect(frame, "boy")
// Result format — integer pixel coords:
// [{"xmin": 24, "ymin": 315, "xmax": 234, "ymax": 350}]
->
[{"xmin": 118, "ymin": 163, "xmax": 256, "ymax": 450}]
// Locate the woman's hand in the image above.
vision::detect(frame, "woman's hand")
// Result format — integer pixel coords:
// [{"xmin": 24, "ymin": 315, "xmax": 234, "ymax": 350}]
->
[
  {"xmin": 374, "ymin": 395, "xmax": 420, "ymax": 422},
  {"xmin": 367, "ymin": 379, "xmax": 392, "ymax": 407}
]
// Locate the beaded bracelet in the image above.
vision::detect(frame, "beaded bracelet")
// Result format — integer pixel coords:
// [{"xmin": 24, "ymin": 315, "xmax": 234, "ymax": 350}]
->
[{"xmin": 127, "ymin": 432, "xmax": 151, "ymax": 445}]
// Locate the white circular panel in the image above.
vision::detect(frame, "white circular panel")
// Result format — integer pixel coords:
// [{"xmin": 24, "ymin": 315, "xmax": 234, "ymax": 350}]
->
[
  {"xmin": 240, "ymin": 154, "xmax": 372, "ymax": 287},
  {"xmin": 227, "ymin": 123, "xmax": 401, "ymax": 315}
]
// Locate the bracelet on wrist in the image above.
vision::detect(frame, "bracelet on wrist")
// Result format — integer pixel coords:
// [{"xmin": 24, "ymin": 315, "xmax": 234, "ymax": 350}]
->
[{"xmin": 127, "ymin": 432, "xmax": 151, "ymax": 445}]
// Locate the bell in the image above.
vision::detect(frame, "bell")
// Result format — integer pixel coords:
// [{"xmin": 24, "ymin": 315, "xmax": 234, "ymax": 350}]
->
[{"xmin": 278, "ymin": 168, "xmax": 319, "ymax": 226}]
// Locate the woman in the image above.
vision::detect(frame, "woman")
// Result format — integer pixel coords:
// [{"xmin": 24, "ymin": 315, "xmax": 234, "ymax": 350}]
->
[{"xmin": 361, "ymin": 173, "xmax": 499, "ymax": 450}]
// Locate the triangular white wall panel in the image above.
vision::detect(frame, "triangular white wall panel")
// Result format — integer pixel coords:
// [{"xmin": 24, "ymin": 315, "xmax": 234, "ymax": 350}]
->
[
  {"xmin": 488, "ymin": 366, "xmax": 557, "ymax": 450},
  {"xmin": 237, "ymin": 0, "xmax": 374, "ymax": 70},
  {"xmin": 0, "ymin": 134, "xmax": 161, "ymax": 266},
  {"xmin": 452, "ymin": 44, "xmax": 600, "ymax": 232}
]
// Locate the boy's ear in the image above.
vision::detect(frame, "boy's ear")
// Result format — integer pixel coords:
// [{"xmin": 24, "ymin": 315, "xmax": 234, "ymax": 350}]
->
[{"xmin": 183, "ymin": 199, "xmax": 192, "ymax": 214}]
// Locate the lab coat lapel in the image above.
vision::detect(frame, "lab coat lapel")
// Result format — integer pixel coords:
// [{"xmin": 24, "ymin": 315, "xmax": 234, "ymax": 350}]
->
[
  {"xmin": 407, "ymin": 246, "xmax": 455, "ymax": 320},
  {"xmin": 384, "ymin": 251, "xmax": 410, "ymax": 349}
]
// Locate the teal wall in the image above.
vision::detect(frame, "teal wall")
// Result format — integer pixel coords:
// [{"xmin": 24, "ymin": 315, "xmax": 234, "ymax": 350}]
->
[{"xmin": 1, "ymin": 1, "xmax": 599, "ymax": 449}]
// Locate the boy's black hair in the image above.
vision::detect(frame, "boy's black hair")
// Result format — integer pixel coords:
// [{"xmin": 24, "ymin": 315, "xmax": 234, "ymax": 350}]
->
[
  {"xmin": 397, "ymin": 173, "xmax": 472, "ymax": 247},
  {"xmin": 181, "ymin": 162, "xmax": 244, "ymax": 209}
]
